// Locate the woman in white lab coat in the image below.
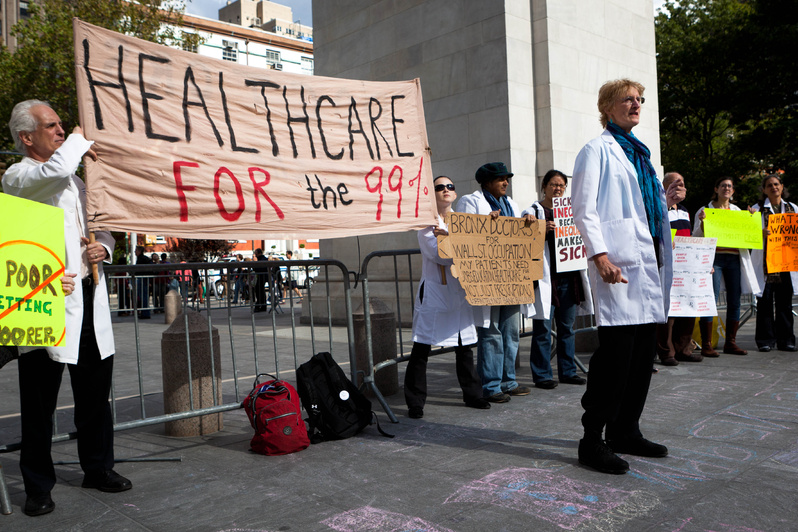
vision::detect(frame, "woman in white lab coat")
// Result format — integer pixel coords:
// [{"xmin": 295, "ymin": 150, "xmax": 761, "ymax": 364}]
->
[
  {"xmin": 693, "ymin": 177, "xmax": 759, "ymax": 356},
  {"xmin": 404, "ymin": 176, "xmax": 489, "ymax": 419},
  {"xmin": 749, "ymin": 174, "xmax": 798, "ymax": 352},
  {"xmin": 571, "ymin": 79, "xmax": 684, "ymax": 475}
]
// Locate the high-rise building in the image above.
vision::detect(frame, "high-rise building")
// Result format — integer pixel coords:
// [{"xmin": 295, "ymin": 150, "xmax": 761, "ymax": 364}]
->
[
  {"xmin": 219, "ymin": 0, "xmax": 312, "ymax": 42},
  {"xmin": 1, "ymin": 0, "xmax": 30, "ymax": 50}
]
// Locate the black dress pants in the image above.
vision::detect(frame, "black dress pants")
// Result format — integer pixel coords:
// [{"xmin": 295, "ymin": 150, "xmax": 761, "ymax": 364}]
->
[
  {"xmin": 404, "ymin": 337, "xmax": 482, "ymax": 409},
  {"xmin": 580, "ymin": 323, "xmax": 656, "ymax": 441},
  {"xmin": 18, "ymin": 280, "xmax": 115, "ymax": 497}
]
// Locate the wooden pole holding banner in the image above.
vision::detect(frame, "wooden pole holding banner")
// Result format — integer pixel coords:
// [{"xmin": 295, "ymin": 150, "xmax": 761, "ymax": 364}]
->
[{"xmin": 90, "ymin": 232, "xmax": 99, "ymax": 285}]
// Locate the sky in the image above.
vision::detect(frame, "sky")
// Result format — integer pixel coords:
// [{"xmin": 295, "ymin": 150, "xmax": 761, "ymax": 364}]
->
[
  {"xmin": 185, "ymin": 1, "xmax": 667, "ymax": 27},
  {"xmin": 185, "ymin": 0, "xmax": 313, "ymax": 25}
]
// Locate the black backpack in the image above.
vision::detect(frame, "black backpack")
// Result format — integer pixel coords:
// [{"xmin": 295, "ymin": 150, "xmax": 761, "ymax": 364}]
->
[{"xmin": 295, "ymin": 352, "xmax": 393, "ymax": 443}]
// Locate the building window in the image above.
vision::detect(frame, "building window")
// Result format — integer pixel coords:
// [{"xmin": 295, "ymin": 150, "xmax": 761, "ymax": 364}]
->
[
  {"xmin": 302, "ymin": 57, "xmax": 314, "ymax": 73},
  {"xmin": 223, "ymin": 47, "xmax": 237, "ymax": 62},
  {"xmin": 223, "ymin": 40, "xmax": 238, "ymax": 62},
  {"xmin": 265, "ymin": 50, "xmax": 281, "ymax": 64},
  {"xmin": 182, "ymin": 40, "xmax": 198, "ymax": 54}
]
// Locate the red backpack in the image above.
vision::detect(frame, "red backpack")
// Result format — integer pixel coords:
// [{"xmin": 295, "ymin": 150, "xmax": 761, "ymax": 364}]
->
[{"xmin": 241, "ymin": 374, "xmax": 310, "ymax": 455}]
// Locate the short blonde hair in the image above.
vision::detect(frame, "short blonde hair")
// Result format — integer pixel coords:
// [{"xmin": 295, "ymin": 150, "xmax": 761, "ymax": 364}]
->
[{"xmin": 597, "ymin": 79, "xmax": 645, "ymax": 128}]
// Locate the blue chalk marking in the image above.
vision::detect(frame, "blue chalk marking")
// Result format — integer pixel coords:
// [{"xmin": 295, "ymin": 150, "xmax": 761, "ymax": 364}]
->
[
  {"xmin": 561, "ymin": 505, "xmax": 579, "ymax": 515},
  {"xmin": 583, "ymin": 495, "xmax": 598, "ymax": 502},
  {"xmin": 529, "ymin": 492, "xmax": 557, "ymax": 501}
]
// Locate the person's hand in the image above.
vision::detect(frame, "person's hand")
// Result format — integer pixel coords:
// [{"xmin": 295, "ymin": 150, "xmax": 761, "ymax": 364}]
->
[
  {"xmin": 489, "ymin": 210, "xmax": 500, "ymax": 220},
  {"xmin": 748, "ymin": 205, "xmax": 756, "ymax": 214},
  {"xmin": 764, "ymin": 227, "xmax": 771, "ymax": 236},
  {"xmin": 593, "ymin": 253, "xmax": 628, "ymax": 284},
  {"xmin": 545, "ymin": 220, "xmax": 556, "ymax": 233},
  {"xmin": 82, "ymin": 237, "xmax": 107, "ymax": 264},
  {"xmin": 432, "ymin": 227, "xmax": 449, "ymax": 237},
  {"xmin": 72, "ymin": 126, "xmax": 97, "ymax": 161},
  {"xmin": 60, "ymin": 272, "xmax": 77, "ymax": 296},
  {"xmin": 521, "ymin": 213, "xmax": 536, "ymax": 226},
  {"xmin": 698, "ymin": 210, "xmax": 706, "ymax": 221},
  {"xmin": 665, "ymin": 180, "xmax": 686, "ymax": 208}
]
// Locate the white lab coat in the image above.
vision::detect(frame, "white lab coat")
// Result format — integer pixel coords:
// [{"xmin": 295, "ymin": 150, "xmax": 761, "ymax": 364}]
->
[
  {"xmin": 455, "ymin": 189, "xmax": 534, "ymax": 327},
  {"xmin": 521, "ymin": 202, "xmax": 594, "ymax": 320},
  {"xmin": 692, "ymin": 202, "xmax": 760, "ymax": 296},
  {"xmin": 2, "ymin": 134, "xmax": 115, "ymax": 364},
  {"xmin": 412, "ymin": 217, "xmax": 477, "ymax": 346},
  {"xmin": 748, "ymin": 199, "xmax": 797, "ymax": 297},
  {"xmin": 571, "ymin": 129, "xmax": 673, "ymax": 327}
]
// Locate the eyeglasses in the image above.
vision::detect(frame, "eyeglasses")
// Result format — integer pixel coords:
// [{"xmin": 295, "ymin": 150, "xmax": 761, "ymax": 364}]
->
[
  {"xmin": 717, "ymin": 184, "xmax": 734, "ymax": 189},
  {"xmin": 434, "ymin": 183, "xmax": 456, "ymax": 192},
  {"xmin": 547, "ymin": 183, "xmax": 566, "ymax": 189},
  {"xmin": 620, "ymin": 96, "xmax": 645, "ymax": 105}
]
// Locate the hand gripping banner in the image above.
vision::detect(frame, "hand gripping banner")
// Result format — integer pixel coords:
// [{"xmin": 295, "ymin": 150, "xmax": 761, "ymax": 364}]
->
[{"xmin": 73, "ymin": 19, "xmax": 436, "ymax": 239}]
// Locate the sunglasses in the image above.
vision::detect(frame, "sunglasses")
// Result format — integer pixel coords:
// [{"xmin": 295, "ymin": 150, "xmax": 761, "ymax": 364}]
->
[{"xmin": 434, "ymin": 183, "xmax": 456, "ymax": 192}]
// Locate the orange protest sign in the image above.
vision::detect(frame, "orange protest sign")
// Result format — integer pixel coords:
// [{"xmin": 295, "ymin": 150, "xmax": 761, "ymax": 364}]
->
[
  {"xmin": 73, "ymin": 19, "xmax": 436, "ymax": 240},
  {"xmin": 766, "ymin": 213, "xmax": 798, "ymax": 273}
]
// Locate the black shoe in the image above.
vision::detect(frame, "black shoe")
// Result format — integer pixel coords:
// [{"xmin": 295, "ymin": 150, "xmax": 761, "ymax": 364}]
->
[
  {"xmin": 485, "ymin": 392, "xmax": 511, "ymax": 403},
  {"xmin": 560, "ymin": 375, "xmax": 587, "ymax": 385},
  {"xmin": 24, "ymin": 493, "xmax": 55, "ymax": 516},
  {"xmin": 608, "ymin": 436, "xmax": 668, "ymax": 458},
  {"xmin": 507, "ymin": 385, "xmax": 532, "ymax": 396},
  {"xmin": 464, "ymin": 398, "xmax": 491, "ymax": 409},
  {"xmin": 659, "ymin": 356, "xmax": 679, "ymax": 366},
  {"xmin": 534, "ymin": 380, "xmax": 558, "ymax": 390},
  {"xmin": 578, "ymin": 437, "xmax": 629, "ymax": 474},
  {"xmin": 777, "ymin": 344, "xmax": 797, "ymax": 352},
  {"xmin": 408, "ymin": 407, "xmax": 423, "ymax": 419},
  {"xmin": 758, "ymin": 345, "xmax": 772, "ymax": 352},
  {"xmin": 82, "ymin": 470, "xmax": 133, "ymax": 493}
]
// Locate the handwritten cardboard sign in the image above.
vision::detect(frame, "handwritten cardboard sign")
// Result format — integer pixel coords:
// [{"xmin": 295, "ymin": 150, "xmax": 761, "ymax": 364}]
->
[
  {"xmin": 551, "ymin": 196, "xmax": 587, "ymax": 272},
  {"xmin": 703, "ymin": 209, "xmax": 762, "ymax": 249},
  {"xmin": 766, "ymin": 213, "xmax": 798, "ymax": 273},
  {"xmin": 668, "ymin": 236, "xmax": 717, "ymax": 317},
  {"xmin": 73, "ymin": 19, "xmax": 436, "ymax": 239},
  {"xmin": 0, "ymin": 194, "xmax": 66, "ymax": 347},
  {"xmin": 437, "ymin": 213, "xmax": 544, "ymax": 306}
]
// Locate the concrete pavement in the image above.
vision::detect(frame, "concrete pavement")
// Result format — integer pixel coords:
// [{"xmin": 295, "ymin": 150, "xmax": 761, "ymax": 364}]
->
[{"xmin": 1, "ymin": 314, "xmax": 797, "ymax": 531}]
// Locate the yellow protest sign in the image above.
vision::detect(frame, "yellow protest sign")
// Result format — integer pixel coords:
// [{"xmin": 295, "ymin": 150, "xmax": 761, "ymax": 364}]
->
[
  {"xmin": 766, "ymin": 213, "xmax": 798, "ymax": 273},
  {"xmin": 437, "ymin": 212, "xmax": 545, "ymax": 306},
  {"xmin": 0, "ymin": 193, "xmax": 66, "ymax": 347},
  {"xmin": 703, "ymin": 209, "xmax": 762, "ymax": 249}
]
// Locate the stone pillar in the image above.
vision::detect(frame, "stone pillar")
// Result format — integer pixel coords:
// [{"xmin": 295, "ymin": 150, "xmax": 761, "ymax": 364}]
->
[
  {"xmin": 353, "ymin": 297, "xmax": 398, "ymax": 396},
  {"xmin": 161, "ymin": 310, "xmax": 223, "ymax": 436},
  {"xmin": 164, "ymin": 288, "xmax": 181, "ymax": 325}
]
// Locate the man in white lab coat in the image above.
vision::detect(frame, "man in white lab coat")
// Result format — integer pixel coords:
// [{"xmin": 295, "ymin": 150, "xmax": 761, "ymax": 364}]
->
[
  {"xmin": 571, "ymin": 80, "xmax": 685, "ymax": 475},
  {"xmin": 3, "ymin": 100, "xmax": 131, "ymax": 516}
]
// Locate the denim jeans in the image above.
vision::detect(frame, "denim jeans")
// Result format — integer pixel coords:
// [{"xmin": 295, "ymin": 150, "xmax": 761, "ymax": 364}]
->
[
  {"xmin": 530, "ymin": 276, "xmax": 578, "ymax": 382},
  {"xmin": 477, "ymin": 305, "xmax": 520, "ymax": 396},
  {"xmin": 700, "ymin": 253, "xmax": 741, "ymax": 324}
]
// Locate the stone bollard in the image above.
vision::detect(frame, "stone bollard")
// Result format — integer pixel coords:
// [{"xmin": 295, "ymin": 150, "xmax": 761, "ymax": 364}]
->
[
  {"xmin": 353, "ymin": 297, "xmax": 398, "ymax": 396},
  {"xmin": 164, "ymin": 288, "xmax": 182, "ymax": 325},
  {"xmin": 161, "ymin": 310, "xmax": 223, "ymax": 436}
]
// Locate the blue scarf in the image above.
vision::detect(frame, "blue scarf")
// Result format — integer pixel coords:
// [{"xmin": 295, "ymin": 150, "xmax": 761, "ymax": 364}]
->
[
  {"xmin": 483, "ymin": 189, "xmax": 514, "ymax": 217},
  {"xmin": 607, "ymin": 121, "xmax": 662, "ymax": 239}
]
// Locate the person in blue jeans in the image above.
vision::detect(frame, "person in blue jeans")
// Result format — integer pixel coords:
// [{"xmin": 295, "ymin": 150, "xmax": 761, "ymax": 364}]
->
[
  {"xmin": 693, "ymin": 177, "xmax": 759, "ymax": 356},
  {"xmin": 457, "ymin": 162, "xmax": 536, "ymax": 403},
  {"xmin": 523, "ymin": 170, "xmax": 593, "ymax": 389}
]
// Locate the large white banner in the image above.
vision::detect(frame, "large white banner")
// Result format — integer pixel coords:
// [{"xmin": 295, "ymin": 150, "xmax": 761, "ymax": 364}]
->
[{"xmin": 73, "ymin": 19, "xmax": 436, "ymax": 239}]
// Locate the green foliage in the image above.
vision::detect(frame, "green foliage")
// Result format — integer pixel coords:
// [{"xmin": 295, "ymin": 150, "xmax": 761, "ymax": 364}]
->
[
  {"xmin": 656, "ymin": 0, "xmax": 797, "ymax": 212},
  {"xmin": 0, "ymin": 0, "xmax": 201, "ymax": 154}
]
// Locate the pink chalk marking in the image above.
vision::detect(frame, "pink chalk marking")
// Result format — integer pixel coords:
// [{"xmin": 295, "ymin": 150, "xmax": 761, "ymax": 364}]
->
[{"xmin": 322, "ymin": 506, "xmax": 456, "ymax": 532}]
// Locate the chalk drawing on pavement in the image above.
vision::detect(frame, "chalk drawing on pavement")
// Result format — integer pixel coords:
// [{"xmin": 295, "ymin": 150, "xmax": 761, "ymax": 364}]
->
[
  {"xmin": 443, "ymin": 467, "xmax": 658, "ymax": 530},
  {"xmin": 322, "ymin": 506, "xmax": 456, "ymax": 532}
]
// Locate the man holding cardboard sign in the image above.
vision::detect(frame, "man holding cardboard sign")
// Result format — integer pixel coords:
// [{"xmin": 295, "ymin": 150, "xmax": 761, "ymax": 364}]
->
[
  {"xmin": 3, "ymin": 100, "xmax": 130, "ymax": 516},
  {"xmin": 456, "ymin": 163, "xmax": 537, "ymax": 403}
]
